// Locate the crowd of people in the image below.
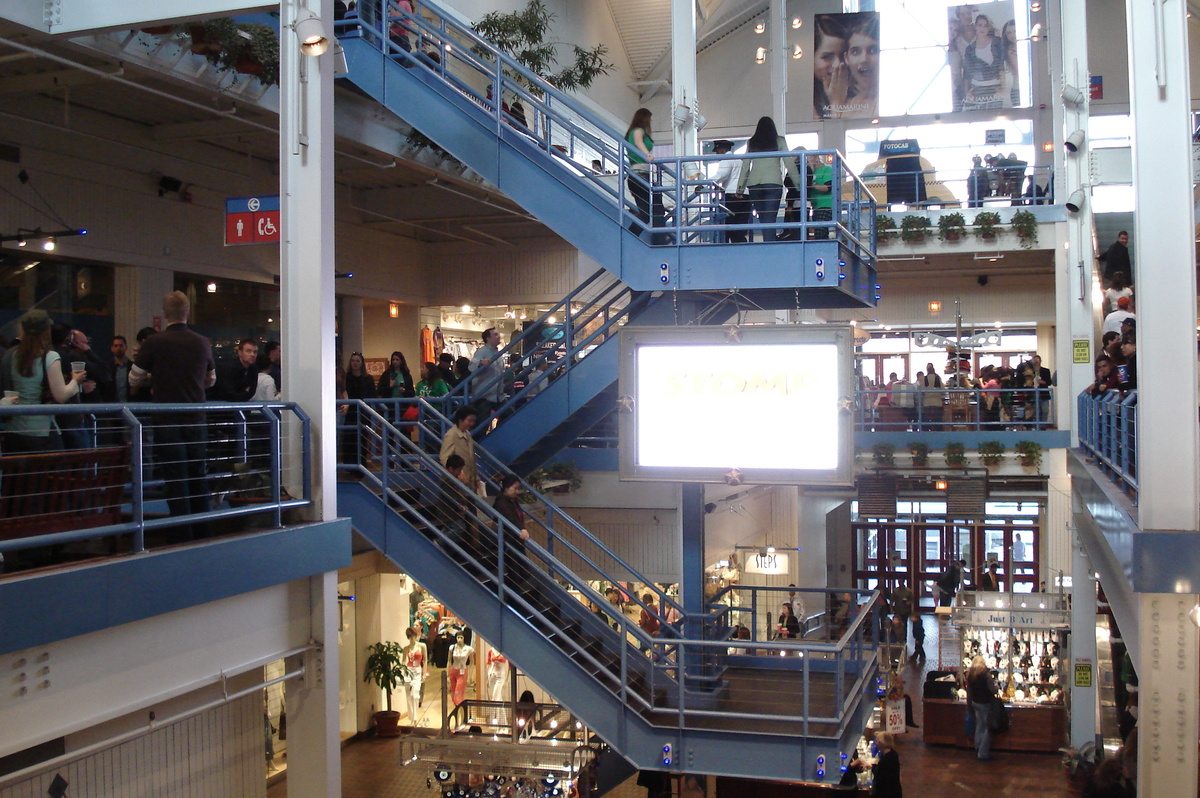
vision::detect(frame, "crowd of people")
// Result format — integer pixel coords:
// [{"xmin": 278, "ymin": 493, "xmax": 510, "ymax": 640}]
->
[
  {"xmin": 1085, "ymin": 232, "xmax": 1137, "ymax": 400},
  {"xmin": 864, "ymin": 354, "xmax": 1053, "ymax": 430}
]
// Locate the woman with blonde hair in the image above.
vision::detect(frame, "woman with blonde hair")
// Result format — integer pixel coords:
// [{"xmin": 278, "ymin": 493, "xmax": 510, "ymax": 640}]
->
[{"xmin": 966, "ymin": 654, "xmax": 998, "ymax": 760}]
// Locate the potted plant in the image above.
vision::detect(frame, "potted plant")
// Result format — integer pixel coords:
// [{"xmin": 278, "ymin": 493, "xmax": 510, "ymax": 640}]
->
[
  {"xmin": 899, "ymin": 214, "xmax": 930, "ymax": 243},
  {"xmin": 978, "ymin": 440, "xmax": 1005, "ymax": 466},
  {"xmin": 944, "ymin": 442, "xmax": 966, "ymax": 467},
  {"xmin": 363, "ymin": 641, "xmax": 410, "ymax": 737},
  {"xmin": 937, "ymin": 212, "xmax": 966, "ymax": 242},
  {"xmin": 217, "ymin": 23, "xmax": 280, "ymax": 85},
  {"xmin": 973, "ymin": 210, "xmax": 1002, "ymax": 240},
  {"xmin": 529, "ymin": 461, "xmax": 581, "ymax": 494},
  {"xmin": 473, "ymin": 0, "xmax": 614, "ymax": 91},
  {"xmin": 908, "ymin": 442, "xmax": 929, "ymax": 467},
  {"xmin": 1011, "ymin": 209, "xmax": 1038, "ymax": 249},
  {"xmin": 876, "ymin": 214, "xmax": 897, "ymax": 243},
  {"xmin": 183, "ymin": 18, "xmax": 236, "ymax": 56},
  {"xmin": 1015, "ymin": 440, "xmax": 1043, "ymax": 470},
  {"xmin": 872, "ymin": 442, "xmax": 896, "ymax": 467}
]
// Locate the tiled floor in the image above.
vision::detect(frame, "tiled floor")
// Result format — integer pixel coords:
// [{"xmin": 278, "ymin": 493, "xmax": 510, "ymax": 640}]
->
[{"xmin": 269, "ymin": 614, "xmax": 1074, "ymax": 797}]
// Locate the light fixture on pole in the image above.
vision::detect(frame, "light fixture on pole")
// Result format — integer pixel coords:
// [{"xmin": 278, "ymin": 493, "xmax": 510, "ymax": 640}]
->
[
  {"xmin": 1061, "ymin": 84, "xmax": 1086, "ymax": 107},
  {"xmin": 1064, "ymin": 129, "xmax": 1085, "ymax": 153},
  {"xmin": 755, "ymin": 20, "xmax": 766, "ymax": 34},
  {"xmin": 792, "ymin": 17, "xmax": 802, "ymax": 29},
  {"xmin": 792, "ymin": 44, "xmax": 803, "ymax": 59},
  {"xmin": 294, "ymin": 9, "xmax": 329, "ymax": 57},
  {"xmin": 1065, "ymin": 188, "xmax": 1087, "ymax": 213},
  {"xmin": 755, "ymin": 46, "xmax": 767, "ymax": 64},
  {"xmin": 1029, "ymin": 22, "xmax": 1043, "ymax": 41}
]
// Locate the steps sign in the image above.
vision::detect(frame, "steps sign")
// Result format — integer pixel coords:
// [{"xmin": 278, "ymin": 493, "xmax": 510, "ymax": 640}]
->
[{"xmin": 225, "ymin": 195, "xmax": 281, "ymax": 246}]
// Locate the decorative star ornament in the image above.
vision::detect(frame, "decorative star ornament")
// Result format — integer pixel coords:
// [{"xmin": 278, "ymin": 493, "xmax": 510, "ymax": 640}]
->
[
  {"xmin": 723, "ymin": 468, "xmax": 744, "ymax": 486},
  {"xmin": 616, "ymin": 395, "xmax": 635, "ymax": 413},
  {"xmin": 724, "ymin": 324, "xmax": 742, "ymax": 343},
  {"xmin": 838, "ymin": 396, "xmax": 853, "ymax": 414}
]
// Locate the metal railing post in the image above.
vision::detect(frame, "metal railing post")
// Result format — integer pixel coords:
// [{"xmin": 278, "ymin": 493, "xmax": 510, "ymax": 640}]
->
[
  {"xmin": 123, "ymin": 407, "xmax": 146, "ymax": 553},
  {"xmin": 263, "ymin": 407, "xmax": 283, "ymax": 528}
]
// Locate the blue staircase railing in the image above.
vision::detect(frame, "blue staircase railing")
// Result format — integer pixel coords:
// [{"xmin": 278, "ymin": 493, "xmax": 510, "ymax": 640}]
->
[
  {"xmin": 335, "ymin": 1, "xmax": 878, "ymax": 302},
  {"xmin": 1077, "ymin": 390, "xmax": 1137, "ymax": 495},
  {"xmin": 340, "ymin": 401, "xmax": 879, "ymax": 776}
]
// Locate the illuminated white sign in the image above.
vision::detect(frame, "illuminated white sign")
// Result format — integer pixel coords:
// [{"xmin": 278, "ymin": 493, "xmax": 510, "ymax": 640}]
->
[
  {"xmin": 744, "ymin": 552, "xmax": 790, "ymax": 575},
  {"xmin": 635, "ymin": 343, "xmax": 839, "ymax": 470}
]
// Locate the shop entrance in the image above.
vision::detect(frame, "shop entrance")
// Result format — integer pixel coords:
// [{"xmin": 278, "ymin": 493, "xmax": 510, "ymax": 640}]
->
[{"xmin": 852, "ymin": 501, "xmax": 1041, "ymax": 602}]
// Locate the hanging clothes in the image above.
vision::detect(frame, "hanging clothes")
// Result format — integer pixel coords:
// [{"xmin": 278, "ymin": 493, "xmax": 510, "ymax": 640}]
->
[
  {"xmin": 432, "ymin": 326, "xmax": 445, "ymax": 357},
  {"xmin": 420, "ymin": 325, "xmax": 436, "ymax": 365}
]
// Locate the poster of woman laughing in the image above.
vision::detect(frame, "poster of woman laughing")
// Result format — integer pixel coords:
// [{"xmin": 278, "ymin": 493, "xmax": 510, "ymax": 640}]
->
[{"xmin": 812, "ymin": 12, "xmax": 880, "ymax": 120}]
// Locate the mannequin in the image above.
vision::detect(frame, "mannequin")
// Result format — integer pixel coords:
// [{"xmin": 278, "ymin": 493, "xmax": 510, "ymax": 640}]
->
[
  {"xmin": 404, "ymin": 626, "xmax": 429, "ymax": 725},
  {"xmin": 486, "ymin": 646, "xmax": 509, "ymax": 702},
  {"xmin": 448, "ymin": 632, "xmax": 475, "ymax": 705}
]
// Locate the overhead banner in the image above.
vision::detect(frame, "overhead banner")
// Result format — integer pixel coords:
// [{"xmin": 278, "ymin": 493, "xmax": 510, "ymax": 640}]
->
[
  {"xmin": 947, "ymin": 2, "xmax": 1019, "ymax": 112},
  {"xmin": 812, "ymin": 11, "xmax": 880, "ymax": 120}
]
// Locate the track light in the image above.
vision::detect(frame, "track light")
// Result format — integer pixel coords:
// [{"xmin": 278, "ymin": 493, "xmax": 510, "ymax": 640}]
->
[
  {"xmin": 294, "ymin": 9, "xmax": 329, "ymax": 56},
  {"xmin": 42, "ymin": 238, "xmax": 55, "ymax": 251},
  {"xmin": 755, "ymin": 46, "xmax": 766, "ymax": 64},
  {"xmin": 695, "ymin": 112, "xmax": 708, "ymax": 131},
  {"xmin": 672, "ymin": 104, "xmax": 690, "ymax": 127},
  {"xmin": 1030, "ymin": 1, "xmax": 1042, "ymax": 10},
  {"xmin": 1064, "ymin": 129, "xmax": 1085, "ymax": 153},
  {"xmin": 1062, "ymin": 84, "xmax": 1085, "ymax": 107},
  {"xmin": 792, "ymin": 44, "xmax": 803, "ymax": 59},
  {"xmin": 792, "ymin": 17, "xmax": 802, "ymax": 29},
  {"xmin": 1065, "ymin": 188, "xmax": 1087, "ymax": 213},
  {"xmin": 755, "ymin": 20, "xmax": 765, "ymax": 34},
  {"xmin": 1029, "ymin": 22, "xmax": 1043, "ymax": 41}
]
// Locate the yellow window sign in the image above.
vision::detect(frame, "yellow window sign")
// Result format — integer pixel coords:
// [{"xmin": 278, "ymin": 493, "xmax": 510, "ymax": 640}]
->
[
  {"xmin": 1074, "ymin": 661, "xmax": 1093, "ymax": 688},
  {"xmin": 1072, "ymin": 339, "xmax": 1091, "ymax": 364}
]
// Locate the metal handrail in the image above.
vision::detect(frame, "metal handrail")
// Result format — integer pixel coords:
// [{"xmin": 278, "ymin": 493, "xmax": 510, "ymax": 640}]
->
[
  {"xmin": 347, "ymin": 403, "xmax": 878, "ymax": 732},
  {"xmin": 337, "ymin": 1, "xmax": 876, "ymax": 256},
  {"xmin": 864, "ymin": 164, "xmax": 1055, "ymax": 208},
  {"xmin": 0, "ymin": 401, "xmax": 312, "ymax": 557},
  {"xmin": 856, "ymin": 385, "xmax": 1054, "ymax": 430},
  {"xmin": 1077, "ymin": 389, "xmax": 1138, "ymax": 493}
]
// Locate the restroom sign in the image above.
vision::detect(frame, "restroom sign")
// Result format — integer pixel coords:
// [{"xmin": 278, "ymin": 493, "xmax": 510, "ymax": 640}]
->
[{"xmin": 225, "ymin": 195, "xmax": 281, "ymax": 246}]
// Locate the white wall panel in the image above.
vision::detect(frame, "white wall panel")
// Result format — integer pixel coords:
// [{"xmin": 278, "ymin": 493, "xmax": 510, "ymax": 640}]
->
[
  {"xmin": 0, "ymin": 582, "xmax": 310, "ymax": 759},
  {"xmin": 0, "ymin": 694, "xmax": 263, "ymax": 798}
]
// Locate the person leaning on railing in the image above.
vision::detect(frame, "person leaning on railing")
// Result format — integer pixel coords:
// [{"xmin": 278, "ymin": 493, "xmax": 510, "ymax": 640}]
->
[{"xmin": 0, "ymin": 310, "xmax": 87, "ymax": 453}]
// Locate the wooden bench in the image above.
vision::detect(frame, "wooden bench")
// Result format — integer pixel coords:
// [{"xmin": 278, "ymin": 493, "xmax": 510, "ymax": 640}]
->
[{"xmin": 0, "ymin": 445, "xmax": 131, "ymax": 542}]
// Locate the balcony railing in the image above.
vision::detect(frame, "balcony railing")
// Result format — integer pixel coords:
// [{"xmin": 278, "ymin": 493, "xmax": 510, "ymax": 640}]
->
[
  {"xmin": 0, "ymin": 402, "xmax": 311, "ymax": 573},
  {"xmin": 1077, "ymin": 390, "xmax": 1137, "ymax": 494},
  {"xmin": 857, "ymin": 387, "xmax": 1054, "ymax": 432}
]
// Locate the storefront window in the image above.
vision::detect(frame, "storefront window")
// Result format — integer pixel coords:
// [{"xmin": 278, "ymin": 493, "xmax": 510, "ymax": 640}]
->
[{"xmin": 845, "ymin": 119, "xmax": 1036, "ymax": 183}]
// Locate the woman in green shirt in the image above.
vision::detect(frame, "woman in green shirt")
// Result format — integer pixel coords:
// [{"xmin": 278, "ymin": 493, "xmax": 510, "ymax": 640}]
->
[
  {"xmin": 416, "ymin": 361, "xmax": 449, "ymax": 398},
  {"xmin": 625, "ymin": 107, "xmax": 658, "ymax": 239}
]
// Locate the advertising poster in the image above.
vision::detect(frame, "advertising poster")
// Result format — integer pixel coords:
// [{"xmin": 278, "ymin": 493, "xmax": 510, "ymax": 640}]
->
[
  {"xmin": 812, "ymin": 11, "xmax": 880, "ymax": 120},
  {"xmin": 947, "ymin": 2, "xmax": 1018, "ymax": 112}
]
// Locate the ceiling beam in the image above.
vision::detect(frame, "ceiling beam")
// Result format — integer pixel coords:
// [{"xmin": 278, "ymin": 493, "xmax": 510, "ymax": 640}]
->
[
  {"xmin": 0, "ymin": 0, "xmax": 271, "ymax": 36},
  {"xmin": 151, "ymin": 117, "xmax": 270, "ymax": 141},
  {"xmin": 0, "ymin": 67, "xmax": 110, "ymax": 95}
]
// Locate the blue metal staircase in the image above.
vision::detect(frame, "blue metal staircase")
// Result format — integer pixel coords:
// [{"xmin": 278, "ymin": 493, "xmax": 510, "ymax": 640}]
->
[
  {"xmin": 337, "ymin": 402, "xmax": 879, "ymax": 781},
  {"xmin": 334, "ymin": 3, "xmax": 878, "ymax": 307}
]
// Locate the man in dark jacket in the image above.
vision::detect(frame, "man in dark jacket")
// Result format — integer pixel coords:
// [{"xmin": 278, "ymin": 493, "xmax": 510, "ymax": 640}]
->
[
  {"xmin": 211, "ymin": 338, "xmax": 258, "ymax": 402},
  {"xmin": 1099, "ymin": 231, "xmax": 1131, "ymax": 285}
]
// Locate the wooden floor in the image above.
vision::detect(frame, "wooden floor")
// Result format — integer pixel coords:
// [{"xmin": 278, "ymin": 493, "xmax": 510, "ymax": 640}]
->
[{"xmin": 268, "ymin": 614, "xmax": 1075, "ymax": 797}]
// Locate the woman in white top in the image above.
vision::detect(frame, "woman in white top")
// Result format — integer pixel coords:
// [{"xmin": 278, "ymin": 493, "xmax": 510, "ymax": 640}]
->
[
  {"xmin": 251, "ymin": 352, "xmax": 280, "ymax": 401},
  {"xmin": 1103, "ymin": 271, "xmax": 1133, "ymax": 316},
  {"xmin": 447, "ymin": 632, "xmax": 474, "ymax": 705},
  {"xmin": 735, "ymin": 116, "xmax": 802, "ymax": 242},
  {"xmin": 1, "ymin": 310, "xmax": 85, "ymax": 452}
]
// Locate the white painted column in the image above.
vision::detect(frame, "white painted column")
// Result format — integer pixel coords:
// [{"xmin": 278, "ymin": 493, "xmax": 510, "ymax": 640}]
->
[
  {"xmin": 340, "ymin": 296, "xmax": 365, "ymax": 362},
  {"xmin": 1053, "ymin": 0, "xmax": 1098, "ymax": 443},
  {"xmin": 670, "ymin": 0, "xmax": 698, "ymax": 157},
  {"xmin": 113, "ymin": 265, "xmax": 173, "ymax": 338},
  {"xmin": 1070, "ymin": 527, "xmax": 1097, "ymax": 749},
  {"xmin": 286, "ymin": 572, "xmax": 342, "ymax": 798},
  {"xmin": 1126, "ymin": 0, "xmax": 1199, "ymax": 531},
  {"xmin": 279, "ymin": 0, "xmax": 340, "ymax": 795},
  {"xmin": 769, "ymin": 0, "xmax": 786, "ymax": 131},
  {"xmin": 1125, "ymin": 1, "xmax": 1200, "ymax": 795},
  {"xmin": 280, "ymin": 0, "xmax": 337, "ymax": 523},
  {"xmin": 1137, "ymin": 593, "xmax": 1199, "ymax": 797}
]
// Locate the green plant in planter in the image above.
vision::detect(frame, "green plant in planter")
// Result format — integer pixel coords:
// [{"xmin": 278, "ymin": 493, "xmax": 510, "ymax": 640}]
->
[
  {"xmin": 363, "ymin": 641, "xmax": 410, "ymax": 737},
  {"xmin": 972, "ymin": 211, "xmax": 1002, "ymax": 239},
  {"xmin": 937, "ymin": 212, "xmax": 967, "ymax": 242},
  {"xmin": 944, "ymin": 442, "xmax": 966, "ymax": 466},
  {"xmin": 977, "ymin": 440, "xmax": 1005, "ymax": 466},
  {"xmin": 1015, "ymin": 440, "xmax": 1043, "ymax": 469},
  {"xmin": 473, "ymin": 0, "xmax": 614, "ymax": 91},
  {"xmin": 908, "ymin": 442, "xmax": 929, "ymax": 466},
  {"xmin": 899, "ymin": 215, "xmax": 930, "ymax": 243},
  {"xmin": 1011, "ymin": 209, "xmax": 1038, "ymax": 249},
  {"xmin": 872, "ymin": 442, "xmax": 896, "ymax": 467},
  {"xmin": 528, "ymin": 460, "xmax": 582, "ymax": 494},
  {"xmin": 215, "ymin": 23, "xmax": 280, "ymax": 85},
  {"xmin": 876, "ymin": 214, "xmax": 897, "ymax": 243}
]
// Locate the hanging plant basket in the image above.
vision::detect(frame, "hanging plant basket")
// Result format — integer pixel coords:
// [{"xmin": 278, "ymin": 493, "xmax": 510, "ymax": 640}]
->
[
  {"xmin": 141, "ymin": 25, "xmax": 174, "ymax": 35},
  {"xmin": 235, "ymin": 55, "xmax": 264, "ymax": 75}
]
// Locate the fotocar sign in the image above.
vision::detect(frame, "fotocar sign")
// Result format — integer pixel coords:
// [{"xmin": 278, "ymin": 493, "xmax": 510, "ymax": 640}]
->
[{"xmin": 617, "ymin": 324, "xmax": 855, "ymax": 485}]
